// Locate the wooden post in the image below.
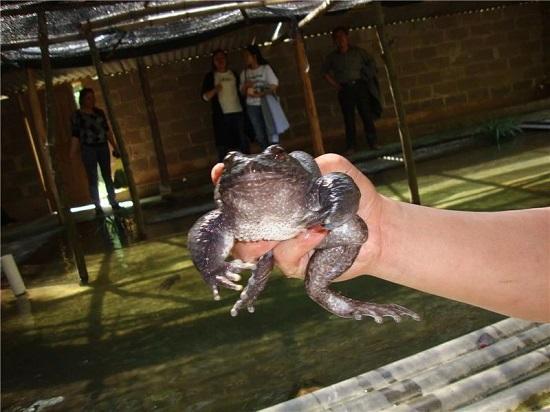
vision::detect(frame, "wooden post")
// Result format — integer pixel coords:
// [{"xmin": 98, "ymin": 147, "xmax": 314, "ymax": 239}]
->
[
  {"xmin": 293, "ymin": 29, "xmax": 325, "ymax": 157},
  {"xmin": 374, "ymin": 2, "xmax": 421, "ymax": 205},
  {"xmin": 83, "ymin": 26, "xmax": 147, "ymax": 240},
  {"xmin": 136, "ymin": 56, "xmax": 171, "ymax": 196},
  {"xmin": 37, "ymin": 11, "xmax": 89, "ymax": 284},
  {"xmin": 21, "ymin": 70, "xmax": 60, "ymax": 214}
]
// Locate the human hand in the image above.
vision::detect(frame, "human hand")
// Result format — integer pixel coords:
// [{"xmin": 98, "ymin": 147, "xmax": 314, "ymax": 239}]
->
[
  {"xmin": 215, "ymin": 83, "xmax": 223, "ymax": 92},
  {"xmin": 210, "ymin": 154, "xmax": 383, "ymax": 282}
]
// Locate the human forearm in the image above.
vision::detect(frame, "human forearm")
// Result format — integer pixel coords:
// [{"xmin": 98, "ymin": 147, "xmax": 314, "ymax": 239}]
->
[
  {"xmin": 324, "ymin": 74, "xmax": 341, "ymax": 90},
  {"xmin": 107, "ymin": 131, "xmax": 119, "ymax": 151},
  {"xmin": 70, "ymin": 138, "xmax": 79, "ymax": 159},
  {"xmin": 203, "ymin": 87, "xmax": 219, "ymax": 101},
  {"xmin": 369, "ymin": 199, "xmax": 550, "ymax": 321}
]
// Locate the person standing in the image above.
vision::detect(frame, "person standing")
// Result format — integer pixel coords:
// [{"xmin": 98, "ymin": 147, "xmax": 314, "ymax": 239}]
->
[
  {"xmin": 201, "ymin": 49, "xmax": 250, "ymax": 162},
  {"xmin": 70, "ymin": 88, "xmax": 121, "ymax": 216},
  {"xmin": 322, "ymin": 26, "xmax": 382, "ymax": 154},
  {"xmin": 240, "ymin": 44, "xmax": 280, "ymax": 149}
]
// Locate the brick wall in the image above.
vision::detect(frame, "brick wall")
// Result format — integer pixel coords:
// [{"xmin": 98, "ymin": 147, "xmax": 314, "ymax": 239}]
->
[
  {"xmin": 2, "ymin": 2, "xmax": 547, "ymax": 220},
  {"xmin": 95, "ymin": 2, "xmax": 547, "ymax": 195},
  {"xmin": 1, "ymin": 98, "xmax": 50, "ymax": 221}
]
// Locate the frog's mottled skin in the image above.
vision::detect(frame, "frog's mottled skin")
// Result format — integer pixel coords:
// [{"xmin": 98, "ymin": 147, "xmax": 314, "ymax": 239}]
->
[{"xmin": 188, "ymin": 145, "xmax": 419, "ymax": 323}]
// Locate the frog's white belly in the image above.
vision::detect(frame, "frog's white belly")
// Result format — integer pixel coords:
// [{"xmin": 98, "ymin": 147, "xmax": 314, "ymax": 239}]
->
[{"xmin": 234, "ymin": 216, "xmax": 306, "ymax": 241}]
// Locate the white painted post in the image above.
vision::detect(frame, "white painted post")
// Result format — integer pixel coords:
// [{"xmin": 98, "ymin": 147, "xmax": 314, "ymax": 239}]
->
[{"xmin": 1, "ymin": 254, "xmax": 26, "ymax": 296}]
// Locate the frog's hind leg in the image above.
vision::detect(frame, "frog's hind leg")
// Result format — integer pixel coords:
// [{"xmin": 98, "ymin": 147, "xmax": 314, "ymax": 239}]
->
[
  {"xmin": 230, "ymin": 251, "xmax": 274, "ymax": 316},
  {"xmin": 305, "ymin": 244, "xmax": 420, "ymax": 323}
]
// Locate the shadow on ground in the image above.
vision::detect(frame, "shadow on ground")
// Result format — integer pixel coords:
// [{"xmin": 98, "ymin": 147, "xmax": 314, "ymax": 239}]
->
[{"xmin": 1, "ymin": 132, "xmax": 549, "ymax": 411}]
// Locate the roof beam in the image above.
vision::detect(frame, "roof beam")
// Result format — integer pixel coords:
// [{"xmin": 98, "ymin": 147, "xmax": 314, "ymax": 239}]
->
[
  {"xmin": 84, "ymin": 0, "xmax": 219, "ymax": 31},
  {"xmin": 2, "ymin": 0, "xmax": 289, "ymax": 52},
  {"xmin": 271, "ymin": 0, "xmax": 335, "ymax": 43},
  {"xmin": 80, "ymin": 0, "xmax": 290, "ymax": 33},
  {"xmin": 298, "ymin": 0, "xmax": 332, "ymax": 29},
  {"xmin": 1, "ymin": 1, "xmax": 115, "ymax": 17}
]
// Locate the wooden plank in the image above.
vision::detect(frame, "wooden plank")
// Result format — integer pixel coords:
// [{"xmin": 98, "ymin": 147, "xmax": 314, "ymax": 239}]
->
[
  {"xmin": 84, "ymin": 27, "xmax": 147, "ymax": 240},
  {"xmin": 23, "ymin": 69, "xmax": 60, "ymax": 214},
  {"xmin": 37, "ymin": 11, "xmax": 89, "ymax": 284},
  {"xmin": 293, "ymin": 30, "xmax": 325, "ymax": 157},
  {"xmin": 373, "ymin": 2, "xmax": 420, "ymax": 205},
  {"xmin": 136, "ymin": 56, "xmax": 171, "ymax": 195}
]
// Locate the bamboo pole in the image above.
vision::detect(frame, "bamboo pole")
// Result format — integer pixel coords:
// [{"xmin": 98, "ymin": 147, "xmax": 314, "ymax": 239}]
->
[
  {"xmin": 298, "ymin": 0, "xmax": 331, "ymax": 29},
  {"xmin": 373, "ymin": 2, "xmax": 420, "ymax": 205},
  {"xmin": 22, "ymin": 69, "xmax": 61, "ymax": 215},
  {"xmin": 83, "ymin": 27, "xmax": 147, "ymax": 240},
  {"xmin": 135, "ymin": 57, "xmax": 171, "ymax": 196},
  {"xmin": 37, "ymin": 11, "xmax": 89, "ymax": 284},
  {"xmin": 293, "ymin": 29, "xmax": 325, "ymax": 157}
]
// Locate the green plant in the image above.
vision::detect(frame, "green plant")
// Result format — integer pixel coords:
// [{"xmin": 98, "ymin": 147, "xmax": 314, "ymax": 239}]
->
[{"xmin": 481, "ymin": 118, "xmax": 523, "ymax": 150}]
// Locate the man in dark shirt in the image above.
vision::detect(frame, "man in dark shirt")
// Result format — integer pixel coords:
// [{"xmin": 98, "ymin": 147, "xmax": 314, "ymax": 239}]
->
[{"xmin": 322, "ymin": 26, "xmax": 382, "ymax": 154}]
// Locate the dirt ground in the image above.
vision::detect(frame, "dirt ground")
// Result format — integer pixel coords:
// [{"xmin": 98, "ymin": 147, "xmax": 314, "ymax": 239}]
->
[{"xmin": 1, "ymin": 131, "xmax": 549, "ymax": 411}]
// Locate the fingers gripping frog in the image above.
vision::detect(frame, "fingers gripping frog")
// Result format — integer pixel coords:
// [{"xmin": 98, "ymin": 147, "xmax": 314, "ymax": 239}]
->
[{"xmin": 188, "ymin": 145, "xmax": 419, "ymax": 323}]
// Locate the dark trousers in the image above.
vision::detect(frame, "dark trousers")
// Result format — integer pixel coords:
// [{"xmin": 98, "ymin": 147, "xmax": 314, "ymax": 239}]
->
[
  {"xmin": 337, "ymin": 81, "xmax": 378, "ymax": 149},
  {"xmin": 215, "ymin": 112, "xmax": 250, "ymax": 162},
  {"xmin": 246, "ymin": 105, "xmax": 270, "ymax": 150},
  {"xmin": 81, "ymin": 144, "xmax": 117, "ymax": 206}
]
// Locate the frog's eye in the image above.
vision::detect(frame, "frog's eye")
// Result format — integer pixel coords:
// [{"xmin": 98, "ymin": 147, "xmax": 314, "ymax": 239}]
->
[
  {"xmin": 224, "ymin": 151, "xmax": 238, "ymax": 167},
  {"xmin": 266, "ymin": 145, "xmax": 287, "ymax": 160}
]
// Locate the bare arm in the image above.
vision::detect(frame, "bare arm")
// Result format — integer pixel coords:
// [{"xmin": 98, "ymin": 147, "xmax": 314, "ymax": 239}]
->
[
  {"xmin": 70, "ymin": 137, "xmax": 80, "ymax": 160},
  {"xmin": 219, "ymin": 154, "xmax": 550, "ymax": 322},
  {"xmin": 372, "ymin": 197, "xmax": 549, "ymax": 322},
  {"xmin": 324, "ymin": 73, "xmax": 342, "ymax": 91},
  {"xmin": 203, "ymin": 84, "xmax": 222, "ymax": 101}
]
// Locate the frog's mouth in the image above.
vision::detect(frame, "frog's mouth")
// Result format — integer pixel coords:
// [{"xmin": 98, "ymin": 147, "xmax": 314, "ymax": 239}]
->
[{"xmin": 225, "ymin": 172, "xmax": 284, "ymax": 187}]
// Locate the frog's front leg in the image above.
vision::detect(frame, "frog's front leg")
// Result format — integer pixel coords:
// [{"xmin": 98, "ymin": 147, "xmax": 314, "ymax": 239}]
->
[
  {"xmin": 188, "ymin": 209, "xmax": 253, "ymax": 300},
  {"xmin": 306, "ymin": 172, "xmax": 361, "ymax": 229},
  {"xmin": 230, "ymin": 251, "xmax": 274, "ymax": 316}
]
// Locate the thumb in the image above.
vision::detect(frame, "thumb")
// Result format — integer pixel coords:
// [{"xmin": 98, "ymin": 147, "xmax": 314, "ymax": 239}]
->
[
  {"xmin": 211, "ymin": 163, "xmax": 224, "ymax": 184},
  {"xmin": 273, "ymin": 227, "xmax": 328, "ymax": 279}
]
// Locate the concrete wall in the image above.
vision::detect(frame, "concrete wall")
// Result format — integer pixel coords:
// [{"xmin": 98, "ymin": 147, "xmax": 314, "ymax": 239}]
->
[{"xmin": 1, "ymin": 2, "xmax": 548, "ymax": 221}]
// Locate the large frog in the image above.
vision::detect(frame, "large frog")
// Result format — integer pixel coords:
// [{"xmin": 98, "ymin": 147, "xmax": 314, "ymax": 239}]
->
[{"xmin": 188, "ymin": 145, "xmax": 419, "ymax": 323}]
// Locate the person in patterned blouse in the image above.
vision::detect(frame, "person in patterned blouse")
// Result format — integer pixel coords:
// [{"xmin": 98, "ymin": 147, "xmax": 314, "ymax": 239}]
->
[{"xmin": 70, "ymin": 88, "xmax": 121, "ymax": 216}]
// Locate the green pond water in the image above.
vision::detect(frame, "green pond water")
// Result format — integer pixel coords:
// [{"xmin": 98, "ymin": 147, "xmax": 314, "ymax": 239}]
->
[{"xmin": 2, "ymin": 133, "xmax": 549, "ymax": 411}]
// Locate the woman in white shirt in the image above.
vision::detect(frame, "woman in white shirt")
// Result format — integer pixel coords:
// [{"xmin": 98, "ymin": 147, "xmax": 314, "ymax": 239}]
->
[{"xmin": 240, "ymin": 45, "xmax": 279, "ymax": 149}]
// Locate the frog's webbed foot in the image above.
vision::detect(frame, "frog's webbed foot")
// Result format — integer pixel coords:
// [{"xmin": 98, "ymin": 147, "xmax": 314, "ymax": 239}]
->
[
  {"xmin": 307, "ymin": 172, "xmax": 361, "ymax": 229},
  {"xmin": 347, "ymin": 302, "xmax": 421, "ymax": 323},
  {"xmin": 230, "ymin": 251, "xmax": 274, "ymax": 316},
  {"xmin": 210, "ymin": 259, "xmax": 257, "ymax": 301},
  {"xmin": 305, "ymin": 242, "xmax": 420, "ymax": 323}
]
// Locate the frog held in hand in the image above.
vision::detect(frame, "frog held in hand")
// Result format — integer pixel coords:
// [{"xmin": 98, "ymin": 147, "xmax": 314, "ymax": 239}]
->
[{"xmin": 188, "ymin": 145, "xmax": 420, "ymax": 323}]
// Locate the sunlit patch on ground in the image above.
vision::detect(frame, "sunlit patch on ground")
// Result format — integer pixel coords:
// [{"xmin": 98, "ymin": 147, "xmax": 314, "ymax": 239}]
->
[{"xmin": 1, "ymin": 133, "xmax": 549, "ymax": 411}]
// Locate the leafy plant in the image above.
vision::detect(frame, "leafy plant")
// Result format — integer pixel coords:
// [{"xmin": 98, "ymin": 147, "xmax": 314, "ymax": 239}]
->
[{"xmin": 481, "ymin": 118, "xmax": 523, "ymax": 150}]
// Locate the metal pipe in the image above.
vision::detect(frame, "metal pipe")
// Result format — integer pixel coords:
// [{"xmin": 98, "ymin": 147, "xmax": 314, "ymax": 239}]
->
[
  {"xmin": 458, "ymin": 373, "xmax": 550, "ymax": 412},
  {"xmin": 1, "ymin": 254, "xmax": 26, "ymax": 296},
  {"xmin": 341, "ymin": 323, "xmax": 550, "ymax": 411},
  {"xmin": 391, "ymin": 345, "xmax": 550, "ymax": 411},
  {"xmin": 260, "ymin": 318, "xmax": 537, "ymax": 411}
]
